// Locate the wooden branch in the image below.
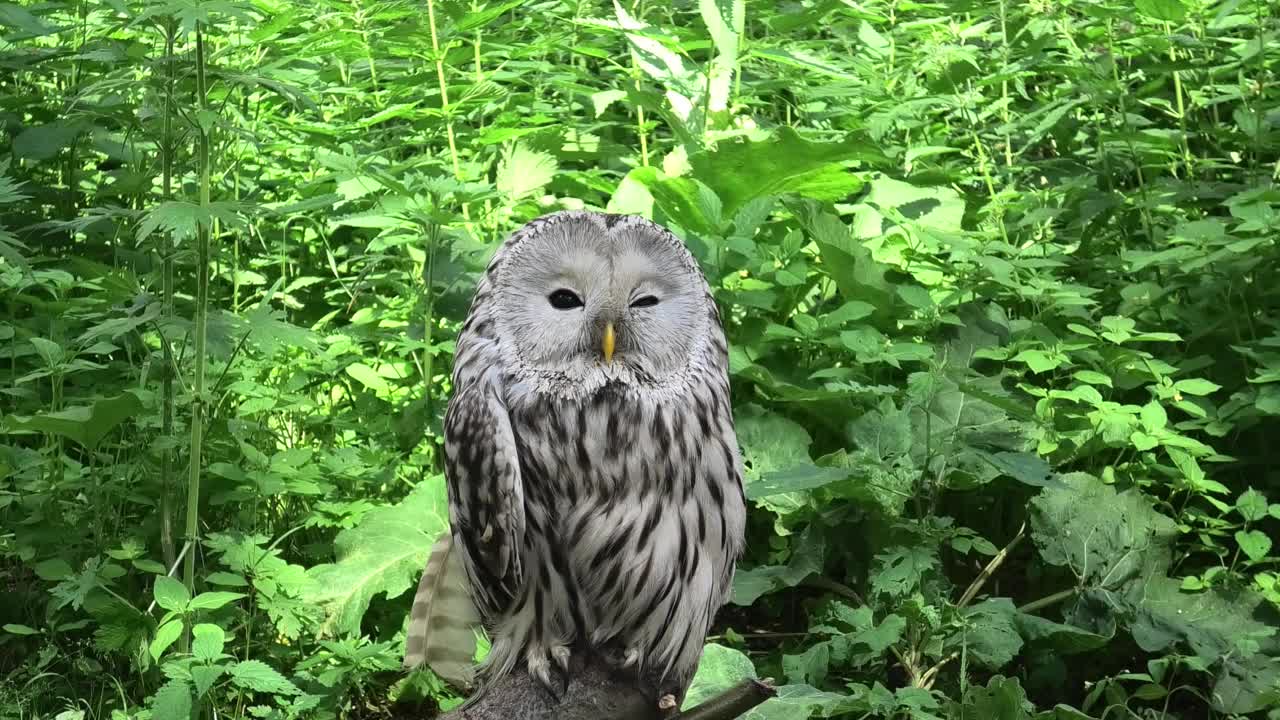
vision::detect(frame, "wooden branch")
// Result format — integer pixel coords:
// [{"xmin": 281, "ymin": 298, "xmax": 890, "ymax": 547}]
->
[{"xmin": 440, "ymin": 653, "xmax": 776, "ymax": 720}]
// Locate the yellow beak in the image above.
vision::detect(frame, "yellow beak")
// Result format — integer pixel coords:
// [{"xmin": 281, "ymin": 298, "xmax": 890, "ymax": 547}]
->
[{"xmin": 602, "ymin": 322, "xmax": 616, "ymax": 364}]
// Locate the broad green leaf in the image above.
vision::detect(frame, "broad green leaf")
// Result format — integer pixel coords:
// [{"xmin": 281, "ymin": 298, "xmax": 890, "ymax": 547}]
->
[
  {"xmin": 304, "ymin": 478, "xmax": 449, "ymax": 635},
  {"xmin": 1140, "ymin": 400, "xmax": 1167, "ymax": 432},
  {"xmin": 34, "ymin": 558, "xmax": 74, "ymax": 581},
  {"xmin": 2, "ymin": 391, "xmax": 145, "ymax": 450},
  {"xmin": 229, "ymin": 659, "xmax": 300, "ymax": 695},
  {"xmin": 12, "ymin": 123, "xmax": 81, "ymax": 161},
  {"xmin": 743, "ymin": 683, "xmax": 869, "ymax": 719},
  {"xmin": 153, "ymin": 576, "xmax": 191, "ymax": 611},
  {"xmin": 801, "ymin": 208, "xmax": 896, "ymax": 319},
  {"xmin": 1235, "ymin": 488, "xmax": 1269, "ymax": 522},
  {"xmin": 689, "ymin": 127, "xmax": 884, "ymax": 217},
  {"xmin": 496, "ymin": 143, "xmax": 557, "ymax": 200},
  {"xmin": 1013, "ymin": 612, "xmax": 1110, "ymax": 654},
  {"xmin": 1030, "ymin": 473, "xmax": 1178, "ymax": 588},
  {"xmin": 683, "ymin": 643, "xmax": 757, "ymax": 709},
  {"xmin": 979, "ymin": 452, "xmax": 1057, "ymax": 488},
  {"xmin": 699, "ymin": 0, "xmax": 744, "ymax": 68},
  {"xmin": 731, "ymin": 526, "xmax": 824, "ymax": 605},
  {"xmin": 1235, "ymin": 530, "xmax": 1271, "ymax": 561},
  {"xmin": 191, "ymin": 623, "xmax": 225, "ymax": 661},
  {"xmin": 748, "ymin": 464, "xmax": 849, "ymax": 499},
  {"xmin": 344, "ymin": 362, "xmax": 389, "ymax": 392},
  {"xmin": 149, "ymin": 619, "xmax": 183, "ymax": 661},
  {"xmin": 149, "ymin": 679, "xmax": 192, "ymax": 720},
  {"xmin": 1174, "ymin": 378, "xmax": 1221, "ymax": 396},
  {"xmin": 626, "ymin": 167, "xmax": 722, "ymax": 235},
  {"xmin": 1129, "ymin": 577, "xmax": 1278, "ymax": 714},
  {"xmin": 188, "ymin": 591, "xmax": 245, "ymax": 610},
  {"xmin": 1135, "ymin": 0, "xmax": 1187, "ymax": 22},
  {"xmin": 958, "ymin": 599, "xmax": 1023, "ymax": 669},
  {"xmin": 453, "ymin": 0, "xmax": 526, "ymax": 32},
  {"xmin": 3, "ymin": 624, "xmax": 39, "ymax": 635},
  {"xmin": 850, "ymin": 175, "xmax": 966, "ymax": 243},
  {"xmin": 191, "ymin": 665, "xmax": 225, "ymax": 697}
]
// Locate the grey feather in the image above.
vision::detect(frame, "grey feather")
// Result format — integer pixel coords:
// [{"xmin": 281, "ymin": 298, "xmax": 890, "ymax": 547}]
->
[
  {"xmin": 404, "ymin": 533, "xmax": 483, "ymax": 689},
  {"xmin": 439, "ymin": 211, "xmax": 747, "ymax": 701}
]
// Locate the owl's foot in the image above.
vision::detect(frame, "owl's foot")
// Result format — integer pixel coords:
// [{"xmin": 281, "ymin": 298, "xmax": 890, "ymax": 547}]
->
[
  {"xmin": 526, "ymin": 644, "xmax": 572, "ymax": 701},
  {"xmin": 600, "ymin": 641, "xmax": 642, "ymax": 670}
]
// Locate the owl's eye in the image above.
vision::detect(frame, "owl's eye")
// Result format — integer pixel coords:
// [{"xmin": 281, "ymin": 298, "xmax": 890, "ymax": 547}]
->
[
  {"xmin": 548, "ymin": 288, "xmax": 584, "ymax": 310},
  {"xmin": 631, "ymin": 295, "xmax": 659, "ymax": 308}
]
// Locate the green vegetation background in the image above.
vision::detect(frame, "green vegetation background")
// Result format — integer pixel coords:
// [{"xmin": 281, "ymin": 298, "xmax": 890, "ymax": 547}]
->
[{"xmin": 1, "ymin": 0, "xmax": 1278, "ymax": 718}]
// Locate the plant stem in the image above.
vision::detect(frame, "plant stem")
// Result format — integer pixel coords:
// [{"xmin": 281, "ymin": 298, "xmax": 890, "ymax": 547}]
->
[
  {"xmin": 427, "ymin": 0, "xmax": 468, "ymax": 219},
  {"xmin": 158, "ymin": 16, "xmax": 178, "ymax": 571},
  {"xmin": 1018, "ymin": 588, "xmax": 1077, "ymax": 615},
  {"xmin": 182, "ymin": 24, "xmax": 213, "ymax": 644}
]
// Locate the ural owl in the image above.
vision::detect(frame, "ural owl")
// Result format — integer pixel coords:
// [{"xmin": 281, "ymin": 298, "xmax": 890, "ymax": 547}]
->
[{"xmin": 406, "ymin": 211, "xmax": 746, "ymax": 705}]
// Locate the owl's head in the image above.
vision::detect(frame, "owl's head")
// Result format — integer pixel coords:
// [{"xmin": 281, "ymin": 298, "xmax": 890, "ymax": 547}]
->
[{"xmin": 490, "ymin": 211, "xmax": 713, "ymax": 386}]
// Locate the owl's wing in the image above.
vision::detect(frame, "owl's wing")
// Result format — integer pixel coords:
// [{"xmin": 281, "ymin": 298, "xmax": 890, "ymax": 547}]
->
[{"xmin": 443, "ymin": 378, "xmax": 525, "ymax": 621}]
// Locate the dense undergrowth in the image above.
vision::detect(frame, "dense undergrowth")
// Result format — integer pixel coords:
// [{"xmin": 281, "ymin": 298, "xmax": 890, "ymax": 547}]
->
[{"xmin": 2, "ymin": 0, "xmax": 1279, "ymax": 718}]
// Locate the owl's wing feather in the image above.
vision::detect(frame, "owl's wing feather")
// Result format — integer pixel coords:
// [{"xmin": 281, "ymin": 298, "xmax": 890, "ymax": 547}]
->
[
  {"xmin": 403, "ymin": 533, "xmax": 481, "ymax": 688},
  {"xmin": 444, "ymin": 378, "xmax": 525, "ymax": 621}
]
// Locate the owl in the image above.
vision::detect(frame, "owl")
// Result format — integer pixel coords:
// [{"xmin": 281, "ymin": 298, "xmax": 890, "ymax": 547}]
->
[{"xmin": 405, "ymin": 210, "xmax": 746, "ymax": 706}]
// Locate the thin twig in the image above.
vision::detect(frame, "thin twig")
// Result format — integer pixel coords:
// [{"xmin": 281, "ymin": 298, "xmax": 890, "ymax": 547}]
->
[
  {"xmin": 956, "ymin": 521, "xmax": 1025, "ymax": 609},
  {"xmin": 679, "ymin": 679, "xmax": 777, "ymax": 720}
]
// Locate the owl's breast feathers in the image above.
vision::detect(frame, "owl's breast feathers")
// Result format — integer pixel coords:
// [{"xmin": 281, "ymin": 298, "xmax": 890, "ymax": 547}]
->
[{"xmin": 502, "ymin": 367, "xmax": 746, "ymax": 686}]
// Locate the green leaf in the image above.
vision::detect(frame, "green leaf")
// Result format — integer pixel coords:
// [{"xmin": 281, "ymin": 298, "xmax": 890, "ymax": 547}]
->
[
  {"xmin": 742, "ymin": 684, "xmax": 868, "ymax": 719},
  {"xmin": 851, "ymin": 174, "xmax": 967, "ymax": 241},
  {"xmin": 3, "ymin": 623, "xmax": 39, "ymax": 635},
  {"xmin": 683, "ymin": 644, "xmax": 757, "ymax": 709},
  {"xmin": 191, "ymin": 623, "xmax": 225, "ymax": 661},
  {"xmin": 1235, "ymin": 488, "xmax": 1269, "ymax": 522},
  {"xmin": 34, "ymin": 558, "xmax": 74, "ymax": 581},
  {"xmin": 12, "ymin": 123, "xmax": 81, "ymax": 161},
  {"xmin": 626, "ymin": 167, "xmax": 723, "ymax": 236},
  {"xmin": 1129, "ymin": 577, "xmax": 1278, "ymax": 714},
  {"xmin": 1174, "ymin": 378, "xmax": 1221, "ymax": 396},
  {"xmin": 747, "ymin": 464, "xmax": 849, "ymax": 499},
  {"xmin": 1030, "ymin": 473, "xmax": 1178, "ymax": 588},
  {"xmin": 1140, "ymin": 400, "xmax": 1167, "ymax": 432},
  {"xmin": 699, "ymin": 0, "xmax": 744, "ymax": 66},
  {"xmin": 149, "ymin": 619, "xmax": 184, "ymax": 662},
  {"xmin": 303, "ymin": 479, "xmax": 449, "ymax": 635},
  {"xmin": 229, "ymin": 659, "xmax": 301, "ymax": 695},
  {"xmin": 188, "ymin": 591, "xmax": 245, "ymax": 610},
  {"xmin": 191, "ymin": 666, "xmax": 225, "ymax": 697},
  {"xmin": 1235, "ymin": 530, "xmax": 1271, "ymax": 562},
  {"xmin": 496, "ymin": 143, "xmax": 557, "ymax": 200},
  {"xmin": 731, "ymin": 526, "xmax": 824, "ymax": 605},
  {"xmin": 344, "ymin": 362, "xmax": 390, "ymax": 392},
  {"xmin": 2, "ymin": 391, "xmax": 145, "ymax": 450},
  {"xmin": 153, "ymin": 576, "xmax": 191, "ymax": 611},
  {"xmin": 1135, "ymin": 0, "xmax": 1187, "ymax": 22},
  {"xmin": 958, "ymin": 599, "xmax": 1023, "ymax": 669},
  {"xmin": 689, "ymin": 126, "xmax": 885, "ymax": 217},
  {"xmin": 149, "ymin": 679, "xmax": 193, "ymax": 720},
  {"xmin": 979, "ymin": 451, "xmax": 1057, "ymax": 488}
]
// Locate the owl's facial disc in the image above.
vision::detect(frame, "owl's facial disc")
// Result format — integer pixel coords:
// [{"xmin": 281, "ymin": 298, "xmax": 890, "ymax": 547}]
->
[{"xmin": 498, "ymin": 214, "xmax": 708, "ymax": 384}]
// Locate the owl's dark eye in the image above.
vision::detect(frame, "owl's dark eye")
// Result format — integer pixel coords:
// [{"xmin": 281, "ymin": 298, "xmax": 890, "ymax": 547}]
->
[
  {"xmin": 548, "ymin": 288, "xmax": 584, "ymax": 310},
  {"xmin": 631, "ymin": 295, "xmax": 659, "ymax": 308}
]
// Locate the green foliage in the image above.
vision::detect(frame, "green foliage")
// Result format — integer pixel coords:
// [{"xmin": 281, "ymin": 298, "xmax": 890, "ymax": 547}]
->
[{"xmin": 2, "ymin": 0, "xmax": 1280, "ymax": 718}]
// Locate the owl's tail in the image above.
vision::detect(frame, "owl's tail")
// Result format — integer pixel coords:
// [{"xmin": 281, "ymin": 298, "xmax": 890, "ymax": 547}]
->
[{"xmin": 404, "ymin": 533, "xmax": 484, "ymax": 690}]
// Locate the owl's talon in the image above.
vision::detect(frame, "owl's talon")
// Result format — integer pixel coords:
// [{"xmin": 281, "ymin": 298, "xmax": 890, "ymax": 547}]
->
[
  {"xmin": 528, "ymin": 646, "xmax": 570, "ymax": 702},
  {"xmin": 552, "ymin": 644, "xmax": 571, "ymax": 673}
]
